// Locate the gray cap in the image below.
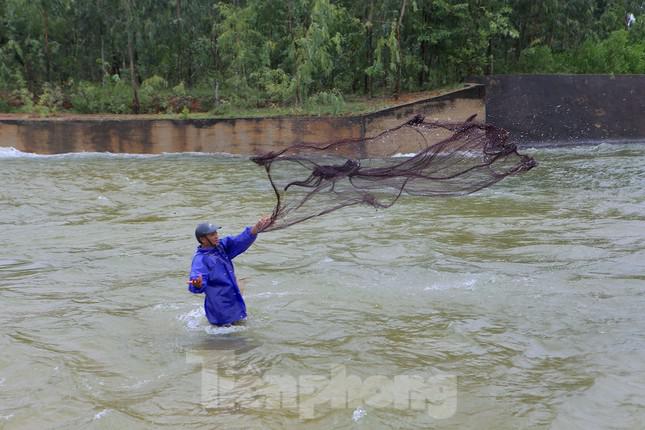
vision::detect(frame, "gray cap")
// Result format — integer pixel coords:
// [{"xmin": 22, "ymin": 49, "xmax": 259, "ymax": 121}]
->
[{"xmin": 195, "ymin": 222, "xmax": 221, "ymax": 240}]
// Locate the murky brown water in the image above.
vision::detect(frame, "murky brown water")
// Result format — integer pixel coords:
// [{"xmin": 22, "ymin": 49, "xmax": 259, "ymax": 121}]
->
[{"xmin": 1, "ymin": 143, "xmax": 644, "ymax": 429}]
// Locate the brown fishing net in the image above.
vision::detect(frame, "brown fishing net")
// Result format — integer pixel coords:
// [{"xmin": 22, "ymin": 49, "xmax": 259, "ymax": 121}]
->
[{"xmin": 252, "ymin": 115, "xmax": 537, "ymax": 232}]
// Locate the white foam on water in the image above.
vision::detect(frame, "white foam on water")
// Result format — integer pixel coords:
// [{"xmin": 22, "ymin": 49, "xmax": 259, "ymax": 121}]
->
[
  {"xmin": 247, "ymin": 291, "xmax": 295, "ymax": 298},
  {"xmin": 204, "ymin": 324, "xmax": 247, "ymax": 335},
  {"xmin": 167, "ymin": 151, "xmax": 244, "ymax": 159},
  {"xmin": 0, "ymin": 147, "xmax": 155, "ymax": 159},
  {"xmin": 0, "ymin": 147, "xmax": 243, "ymax": 159},
  {"xmin": 523, "ymin": 140, "xmax": 645, "ymax": 154},
  {"xmin": 152, "ymin": 303, "xmax": 181, "ymax": 311},
  {"xmin": 124, "ymin": 379, "xmax": 151, "ymax": 389},
  {"xmin": 93, "ymin": 409, "xmax": 110, "ymax": 421},
  {"xmin": 176, "ymin": 306, "xmax": 247, "ymax": 334},
  {"xmin": 0, "ymin": 147, "xmax": 37, "ymax": 158},
  {"xmin": 177, "ymin": 307, "xmax": 206, "ymax": 331},
  {"xmin": 352, "ymin": 406, "xmax": 367, "ymax": 422},
  {"xmin": 392, "ymin": 152, "xmax": 417, "ymax": 158},
  {"xmin": 424, "ymin": 278, "xmax": 477, "ymax": 291}
]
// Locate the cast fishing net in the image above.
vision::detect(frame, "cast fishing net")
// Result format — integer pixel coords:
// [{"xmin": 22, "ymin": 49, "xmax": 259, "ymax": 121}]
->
[{"xmin": 252, "ymin": 115, "xmax": 536, "ymax": 232}]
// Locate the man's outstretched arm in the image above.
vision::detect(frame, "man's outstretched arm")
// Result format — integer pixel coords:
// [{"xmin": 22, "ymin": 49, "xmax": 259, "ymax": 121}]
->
[{"xmin": 222, "ymin": 215, "xmax": 272, "ymax": 259}]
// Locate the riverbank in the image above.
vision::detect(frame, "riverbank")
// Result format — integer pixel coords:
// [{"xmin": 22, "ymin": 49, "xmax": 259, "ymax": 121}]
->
[
  {"xmin": 0, "ymin": 84, "xmax": 484, "ymax": 155},
  {"xmin": 0, "ymin": 86, "xmax": 462, "ymax": 121}
]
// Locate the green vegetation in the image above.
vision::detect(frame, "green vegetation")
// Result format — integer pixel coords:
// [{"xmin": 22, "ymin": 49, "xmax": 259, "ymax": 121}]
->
[{"xmin": 1, "ymin": 0, "xmax": 644, "ymax": 116}]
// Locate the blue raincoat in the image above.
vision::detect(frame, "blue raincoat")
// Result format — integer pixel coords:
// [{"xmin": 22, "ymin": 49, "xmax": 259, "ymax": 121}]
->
[{"xmin": 188, "ymin": 227, "xmax": 257, "ymax": 325}]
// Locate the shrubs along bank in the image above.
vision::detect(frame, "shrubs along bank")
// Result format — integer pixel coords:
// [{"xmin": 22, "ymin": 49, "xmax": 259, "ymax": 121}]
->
[{"xmin": 1, "ymin": 75, "xmax": 372, "ymax": 118}]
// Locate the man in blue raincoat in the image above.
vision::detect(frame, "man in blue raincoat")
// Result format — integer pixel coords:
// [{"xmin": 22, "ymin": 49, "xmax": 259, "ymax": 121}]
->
[{"xmin": 188, "ymin": 216, "xmax": 271, "ymax": 326}]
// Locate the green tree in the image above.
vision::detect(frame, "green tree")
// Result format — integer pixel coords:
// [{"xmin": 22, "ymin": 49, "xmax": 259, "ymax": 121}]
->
[
  {"xmin": 4, "ymin": 0, "xmax": 645, "ymax": 114},
  {"xmin": 216, "ymin": 2, "xmax": 271, "ymax": 105},
  {"xmin": 293, "ymin": 0, "xmax": 357, "ymax": 103}
]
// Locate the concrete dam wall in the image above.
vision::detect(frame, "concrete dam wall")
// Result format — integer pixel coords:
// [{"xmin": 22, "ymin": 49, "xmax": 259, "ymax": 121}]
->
[
  {"xmin": 0, "ymin": 85, "xmax": 484, "ymax": 155},
  {"xmin": 485, "ymin": 74, "xmax": 645, "ymax": 143},
  {"xmin": 4, "ymin": 75, "xmax": 643, "ymax": 153}
]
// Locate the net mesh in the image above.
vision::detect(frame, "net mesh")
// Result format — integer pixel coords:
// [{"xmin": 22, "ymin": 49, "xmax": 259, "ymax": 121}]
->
[{"xmin": 251, "ymin": 115, "xmax": 537, "ymax": 232}]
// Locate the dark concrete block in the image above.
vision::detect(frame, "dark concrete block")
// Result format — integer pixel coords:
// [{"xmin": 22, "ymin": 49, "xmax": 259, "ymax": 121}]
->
[{"xmin": 485, "ymin": 74, "xmax": 645, "ymax": 143}]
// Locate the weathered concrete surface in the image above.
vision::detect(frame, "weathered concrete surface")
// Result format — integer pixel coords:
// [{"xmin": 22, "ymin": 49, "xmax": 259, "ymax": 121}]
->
[
  {"xmin": 0, "ymin": 85, "xmax": 484, "ymax": 155},
  {"xmin": 485, "ymin": 74, "xmax": 645, "ymax": 143}
]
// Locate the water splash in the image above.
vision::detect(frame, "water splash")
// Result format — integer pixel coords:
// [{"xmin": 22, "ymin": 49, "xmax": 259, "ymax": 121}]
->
[
  {"xmin": 0, "ymin": 147, "xmax": 36, "ymax": 158},
  {"xmin": 0, "ymin": 147, "xmax": 246, "ymax": 159},
  {"xmin": 352, "ymin": 406, "xmax": 367, "ymax": 422},
  {"xmin": 176, "ymin": 307, "xmax": 206, "ymax": 331},
  {"xmin": 424, "ymin": 278, "xmax": 477, "ymax": 291},
  {"xmin": 204, "ymin": 324, "xmax": 247, "ymax": 335},
  {"xmin": 93, "ymin": 409, "xmax": 110, "ymax": 421}
]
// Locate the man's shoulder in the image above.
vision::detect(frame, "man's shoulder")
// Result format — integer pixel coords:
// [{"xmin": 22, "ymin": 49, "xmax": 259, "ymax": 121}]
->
[
  {"xmin": 219, "ymin": 232, "xmax": 243, "ymax": 247},
  {"xmin": 191, "ymin": 248, "xmax": 209, "ymax": 261},
  {"xmin": 219, "ymin": 235, "xmax": 233, "ymax": 243}
]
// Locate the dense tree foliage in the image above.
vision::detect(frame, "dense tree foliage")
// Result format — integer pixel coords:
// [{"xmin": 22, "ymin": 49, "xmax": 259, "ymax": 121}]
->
[{"xmin": 1, "ymin": 0, "xmax": 644, "ymax": 114}]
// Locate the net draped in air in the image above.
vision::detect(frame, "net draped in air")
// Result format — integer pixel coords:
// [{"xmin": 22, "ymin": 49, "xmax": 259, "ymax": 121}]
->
[{"xmin": 251, "ymin": 115, "xmax": 537, "ymax": 232}]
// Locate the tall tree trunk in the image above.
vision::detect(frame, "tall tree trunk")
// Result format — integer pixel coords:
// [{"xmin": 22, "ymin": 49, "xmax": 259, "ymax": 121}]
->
[
  {"xmin": 127, "ymin": 32, "xmax": 140, "ymax": 113},
  {"xmin": 419, "ymin": 40, "xmax": 427, "ymax": 87},
  {"xmin": 288, "ymin": 0, "xmax": 301, "ymax": 105},
  {"xmin": 209, "ymin": 5, "xmax": 219, "ymax": 71},
  {"xmin": 42, "ymin": 6, "xmax": 51, "ymax": 82},
  {"xmin": 124, "ymin": 0, "xmax": 140, "ymax": 113},
  {"xmin": 364, "ymin": 0, "xmax": 374, "ymax": 96},
  {"xmin": 418, "ymin": 5, "xmax": 431, "ymax": 88},
  {"xmin": 287, "ymin": 0, "xmax": 294, "ymax": 43},
  {"xmin": 101, "ymin": 37, "xmax": 106, "ymax": 80},
  {"xmin": 176, "ymin": 0, "xmax": 183, "ymax": 84},
  {"xmin": 487, "ymin": 38, "xmax": 493, "ymax": 75},
  {"xmin": 394, "ymin": 0, "xmax": 407, "ymax": 99}
]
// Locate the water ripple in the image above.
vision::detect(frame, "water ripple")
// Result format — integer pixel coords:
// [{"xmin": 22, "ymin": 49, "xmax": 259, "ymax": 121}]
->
[{"xmin": 1, "ymin": 144, "xmax": 644, "ymax": 428}]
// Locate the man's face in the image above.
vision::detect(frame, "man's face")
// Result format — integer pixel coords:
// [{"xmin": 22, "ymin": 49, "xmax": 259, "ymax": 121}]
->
[{"xmin": 200, "ymin": 231, "xmax": 219, "ymax": 247}]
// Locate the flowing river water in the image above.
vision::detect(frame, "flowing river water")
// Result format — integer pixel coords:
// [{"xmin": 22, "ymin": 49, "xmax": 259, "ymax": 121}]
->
[{"xmin": 1, "ymin": 143, "xmax": 644, "ymax": 429}]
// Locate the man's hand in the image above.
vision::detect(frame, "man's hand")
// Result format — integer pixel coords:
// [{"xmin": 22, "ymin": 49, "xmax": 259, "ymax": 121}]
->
[
  {"xmin": 187, "ymin": 274, "xmax": 203, "ymax": 288},
  {"xmin": 252, "ymin": 215, "xmax": 272, "ymax": 235}
]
